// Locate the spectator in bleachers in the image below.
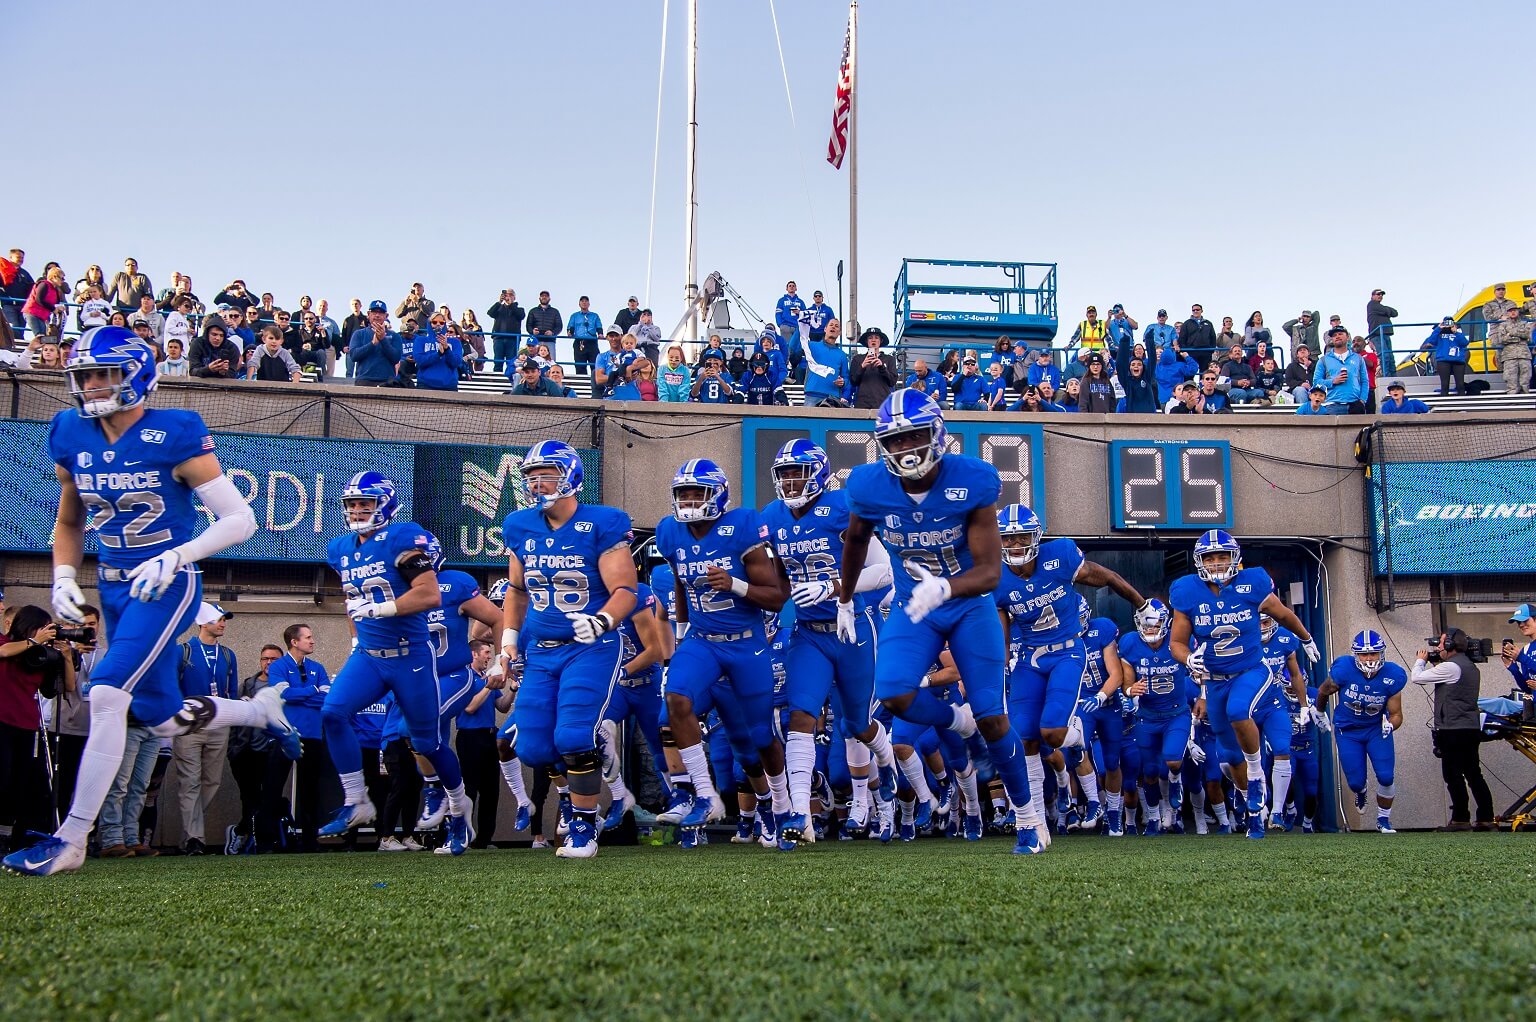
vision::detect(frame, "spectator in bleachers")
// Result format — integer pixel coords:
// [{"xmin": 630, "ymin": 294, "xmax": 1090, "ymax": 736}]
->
[
  {"xmin": 190, "ymin": 323, "xmax": 242, "ymax": 379},
  {"xmin": 164, "ymin": 294, "xmax": 195, "ymax": 352},
  {"xmin": 1216, "ymin": 344, "xmax": 1260, "ymax": 403},
  {"xmin": 803, "ymin": 291, "xmax": 834, "ymax": 344},
  {"xmin": 1215, "ymin": 316, "xmax": 1242, "ymax": 355},
  {"xmin": 658, "ymin": 344, "xmax": 691, "ymax": 402},
  {"xmin": 258, "ymin": 292, "xmax": 279, "ymax": 322},
  {"xmin": 22, "ymin": 265, "xmax": 67, "ymax": 339},
  {"xmin": 129, "ymin": 294, "xmax": 164, "ymax": 343},
  {"xmin": 1254, "ymin": 356, "xmax": 1286, "ymax": 404},
  {"xmin": 1491, "ymin": 305, "xmax": 1533, "ymax": 395},
  {"xmin": 106, "ymin": 311, "xmax": 130, "ymax": 330},
  {"xmin": 593, "ymin": 327, "xmax": 626, "ymax": 396},
  {"xmin": 1243, "ymin": 311, "xmax": 1271, "ymax": 357},
  {"xmin": 1522, "ymin": 285, "xmax": 1536, "ymax": 322},
  {"xmin": 156, "ymin": 272, "xmax": 202, "ymax": 315},
  {"xmin": 631, "ymin": 308, "xmax": 662, "ymax": 366},
  {"xmin": 73, "ymin": 264, "xmax": 106, "ymax": 303},
  {"xmin": 1026, "ymin": 348, "xmax": 1060, "ymax": 392},
  {"xmin": 484, "ymin": 289, "xmax": 525, "ymax": 374},
  {"xmin": 1246, "ymin": 334, "xmax": 1278, "ymax": 376},
  {"xmin": 1107, "ymin": 305, "xmax": 1138, "ymax": 355},
  {"xmin": 526, "ymin": 290, "xmax": 563, "ymax": 363},
  {"xmin": 159, "ymin": 338, "xmax": 190, "ymax": 377},
  {"xmin": 1422, "ymin": 317, "xmax": 1470, "ymax": 396},
  {"xmin": 905, "ymin": 358, "xmax": 948, "ymax": 405},
  {"xmin": 1, "ymin": 248, "xmax": 31, "ymax": 337},
  {"xmin": 1380, "ymin": 380, "xmax": 1430, "ymax": 414},
  {"xmin": 547, "ymin": 363, "xmax": 580, "ymax": 399},
  {"xmin": 756, "ymin": 333, "xmax": 788, "ymax": 389},
  {"xmin": 509, "ymin": 358, "xmax": 563, "ymax": 398},
  {"xmin": 951, "ymin": 356, "xmax": 986, "ymax": 410},
  {"xmin": 77, "ymin": 285, "xmax": 112, "ymax": 331},
  {"xmin": 349, "ymin": 300, "xmax": 402, "ymax": 388},
  {"xmin": 775, "ymin": 281, "xmax": 807, "ymax": 376},
  {"xmin": 1293, "ymin": 385, "xmax": 1328, "ymax": 415},
  {"xmin": 1284, "ymin": 310, "xmax": 1320, "ymax": 361},
  {"xmin": 1119, "ymin": 354, "xmax": 1159, "ymax": 413},
  {"xmin": 614, "ymin": 296, "xmax": 642, "ymax": 336},
  {"xmin": 988, "ymin": 335, "xmax": 1016, "ymax": 378},
  {"xmin": 1313, "ymin": 327, "xmax": 1367, "ymax": 413},
  {"xmin": 803, "ymin": 318, "xmax": 849, "ymax": 407},
  {"xmin": 129, "ymin": 319, "xmax": 162, "ymax": 360},
  {"xmin": 692, "ymin": 352, "xmax": 736, "ymax": 403},
  {"xmin": 1059, "ymin": 376, "xmax": 1083, "ymax": 411},
  {"xmin": 247, "ymin": 326, "xmax": 304, "ymax": 382},
  {"xmin": 239, "ymin": 305, "xmax": 262, "ymax": 347},
  {"xmin": 934, "ymin": 349, "xmax": 960, "ymax": 380},
  {"xmin": 738, "ymin": 354, "xmax": 778, "ymax": 406},
  {"xmin": 1012, "ymin": 386, "xmax": 1045, "ymax": 414},
  {"xmin": 1036, "ymin": 379, "xmax": 1065, "ymax": 412},
  {"xmin": 568, "ymin": 295, "xmax": 602, "ymax": 376},
  {"xmin": 1352, "ymin": 336, "xmax": 1380, "ymax": 411},
  {"xmin": 1285, "ymin": 344, "xmax": 1317, "ymax": 403},
  {"xmin": 1063, "ymin": 347, "xmax": 1093, "ymax": 384},
  {"xmin": 1366, "ymin": 289, "xmax": 1397, "ymax": 350},
  {"xmin": 1078, "ymin": 353, "xmax": 1117, "ymax": 413},
  {"xmin": 109, "ymin": 257, "xmax": 152, "ymax": 312},
  {"xmin": 850, "ymin": 327, "xmax": 898, "ymax": 410},
  {"xmin": 696, "ymin": 334, "xmax": 727, "ymax": 368},
  {"xmin": 33, "ymin": 337, "xmax": 63, "ymax": 370},
  {"xmin": 413, "ymin": 315, "xmax": 464, "ymax": 391},
  {"xmin": 215, "ymin": 279, "xmax": 255, "ymax": 311},
  {"xmin": 457, "ymin": 309, "xmax": 487, "ymax": 368},
  {"xmin": 295, "ymin": 312, "xmax": 330, "ymax": 375},
  {"xmin": 395, "ymin": 281, "xmax": 435, "ymax": 326},
  {"xmin": 1181, "ymin": 304, "xmax": 1217, "ymax": 368},
  {"xmin": 1482, "ymin": 283, "xmax": 1516, "ymax": 325},
  {"xmin": 726, "ymin": 346, "xmax": 749, "ymax": 378},
  {"xmin": 1195, "ymin": 370, "xmax": 1231, "ymax": 413},
  {"xmin": 1326, "ymin": 314, "xmax": 1349, "ymax": 340},
  {"xmin": 1143, "ymin": 308, "xmax": 1176, "ymax": 351},
  {"xmin": 1165, "ymin": 380, "xmax": 1198, "ymax": 414},
  {"xmin": 981, "ymin": 361, "xmax": 1011, "ymax": 411},
  {"xmin": 339, "ymin": 299, "xmax": 367, "ymax": 377}
]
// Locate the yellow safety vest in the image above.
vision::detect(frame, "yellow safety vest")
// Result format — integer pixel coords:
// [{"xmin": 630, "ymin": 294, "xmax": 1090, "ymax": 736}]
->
[{"xmin": 1076, "ymin": 319, "xmax": 1108, "ymax": 350}]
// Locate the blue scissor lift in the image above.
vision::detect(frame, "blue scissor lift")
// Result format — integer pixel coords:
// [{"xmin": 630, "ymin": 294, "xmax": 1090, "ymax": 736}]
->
[{"xmin": 891, "ymin": 258, "xmax": 1059, "ymax": 364}]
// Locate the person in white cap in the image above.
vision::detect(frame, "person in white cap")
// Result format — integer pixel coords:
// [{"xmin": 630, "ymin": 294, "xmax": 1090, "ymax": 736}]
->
[{"xmin": 172, "ymin": 603, "xmax": 240, "ymax": 855}]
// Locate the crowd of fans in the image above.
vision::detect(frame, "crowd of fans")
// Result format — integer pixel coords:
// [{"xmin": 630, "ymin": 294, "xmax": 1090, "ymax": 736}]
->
[{"xmin": 3, "ymin": 250, "xmax": 1533, "ymax": 411}]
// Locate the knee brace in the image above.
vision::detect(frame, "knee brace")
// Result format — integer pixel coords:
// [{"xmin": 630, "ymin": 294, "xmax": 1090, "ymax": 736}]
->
[
  {"xmin": 1376, "ymin": 782, "xmax": 1395, "ymax": 800},
  {"xmin": 736, "ymin": 780, "xmax": 756, "ymax": 799},
  {"xmin": 740, "ymin": 758, "xmax": 765, "ymax": 779},
  {"xmin": 562, "ymin": 749, "xmax": 602, "ymax": 796},
  {"xmin": 153, "ymin": 696, "xmax": 216, "ymax": 737}
]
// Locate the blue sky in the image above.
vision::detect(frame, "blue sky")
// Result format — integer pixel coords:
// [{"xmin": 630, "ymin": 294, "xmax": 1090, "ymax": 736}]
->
[{"xmin": 11, "ymin": 0, "xmax": 1532, "ymax": 350}]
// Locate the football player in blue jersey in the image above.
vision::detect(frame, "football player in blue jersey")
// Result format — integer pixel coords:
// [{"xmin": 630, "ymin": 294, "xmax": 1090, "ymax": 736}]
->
[
  {"xmin": 655, "ymin": 459, "xmax": 789, "ymax": 835},
  {"xmin": 837, "ymin": 389, "xmax": 1044, "ymax": 855},
  {"xmin": 319, "ymin": 472, "xmax": 478, "ymax": 855},
  {"xmin": 762, "ymin": 439, "xmax": 896, "ymax": 849},
  {"xmin": 1258, "ymin": 611, "xmax": 1309, "ymax": 829},
  {"xmin": 499, "ymin": 440, "xmax": 638, "ymax": 859},
  {"xmin": 485, "ymin": 578, "xmax": 536, "ymax": 833},
  {"xmin": 1315, "ymin": 630, "xmax": 1406, "ymax": 834},
  {"xmin": 1119, "ymin": 599, "xmax": 1193, "ymax": 836},
  {"xmin": 599, "ymin": 580, "xmax": 673, "ymax": 831},
  {"xmin": 1073, "ymin": 595, "xmax": 1126, "ymax": 835},
  {"xmin": 992, "ymin": 503, "xmax": 1145, "ymax": 849},
  {"xmin": 1276, "ymin": 650, "xmax": 1326, "ymax": 833},
  {"xmin": 413, "ymin": 551, "xmax": 504, "ymax": 837},
  {"xmin": 6, "ymin": 327, "xmax": 299, "ymax": 877},
  {"xmin": 1169, "ymin": 529, "xmax": 1320, "ymax": 839}
]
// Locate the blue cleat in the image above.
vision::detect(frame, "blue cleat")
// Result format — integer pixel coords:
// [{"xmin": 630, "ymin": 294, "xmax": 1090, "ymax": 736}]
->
[
  {"xmin": 913, "ymin": 797, "xmax": 934, "ymax": 830},
  {"xmin": 1216, "ymin": 822, "xmax": 1233, "ymax": 835},
  {"xmin": 1302, "ymin": 816, "xmax": 1316, "ymax": 834},
  {"xmin": 1106, "ymin": 808, "xmax": 1123, "ymax": 837},
  {"xmin": 2, "ymin": 834, "xmax": 85, "ymax": 876},
  {"xmin": 1168, "ymin": 778, "xmax": 1184, "ymax": 815},
  {"xmin": 1077, "ymin": 800, "xmax": 1103, "ymax": 833},
  {"xmin": 756, "ymin": 800, "xmax": 779, "ymax": 848},
  {"xmin": 898, "ymin": 819, "xmax": 916, "ymax": 842},
  {"xmin": 556, "ymin": 794, "xmax": 573, "ymax": 837},
  {"xmin": 1353, "ymin": 789, "xmax": 1368, "ymax": 812},
  {"xmin": 778, "ymin": 812, "xmax": 808, "ymax": 850},
  {"xmin": 319, "ymin": 799, "xmax": 377, "ymax": 837},
  {"xmin": 416, "ymin": 785, "xmax": 447, "ymax": 830},
  {"xmin": 657, "ymin": 787, "xmax": 694, "ymax": 825},
  {"xmin": 514, "ymin": 801, "xmax": 532, "ymax": 832},
  {"xmin": 1169, "ymin": 818, "xmax": 1185, "ymax": 836},
  {"xmin": 731, "ymin": 814, "xmax": 756, "ymax": 844},
  {"xmin": 1247, "ymin": 811, "xmax": 1267, "ymax": 839},
  {"xmin": 1054, "ymin": 791, "xmax": 1072, "ymax": 820},
  {"xmin": 602, "ymin": 793, "xmax": 634, "ymax": 833},
  {"xmin": 252, "ymin": 684, "xmax": 303, "ymax": 761},
  {"xmin": 678, "ymin": 826, "xmax": 702, "ymax": 849},
  {"xmin": 1143, "ymin": 815, "xmax": 1161, "ymax": 837},
  {"xmin": 963, "ymin": 812, "xmax": 984, "ymax": 841},
  {"xmin": 876, "ymin": 799, "xmax": 895, "ymax": 843},
  {"xmin": 1012, "ymin": 826, "xmax": 1044, "ymax": 855},
  {"xmin": 1376, "ymin": 815, "xmax": 1396, "ymax": 835},
  {"xmin": 680, "ymin": 793, "xmax": 725, "ymax": 828},
  {"xmin": 1245, "ymin": 780, "xmax": 1265, "ymax": 817},
  {"xmin": 933, "ymin": 775, "xmax": 955, "ymax": 816},
  {"xmin": 437, "ymin": 813, "xmax": 474, "ymax": 856},
  {"xmin": 555, "ymin": 815, "xmax": 598, "ymax": 859}
]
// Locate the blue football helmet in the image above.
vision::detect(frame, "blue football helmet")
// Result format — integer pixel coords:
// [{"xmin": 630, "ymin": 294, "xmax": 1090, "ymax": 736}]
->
[
  {"xmin": 65, "ymin": 325, "xmax": 158, "ymax": 418},
  {"xmin": 1078, "ymin": 594, "xmax": 1092, "ymax": 634},
  {"xmin": 771, "ymin": 439, "xmax": 830, "ymax": 510},
  {"xmin": 672, "ymin": 459, "xmax": 730, "ymax": 522},
  {"xmin": 1259, "ymin": 613, "xmax": 1278, "ymax": 642},
  {"xmin": 997, "ymin": 504, "xmax": 1043, "ymax": 567},
  {"xmin": 487, "ymin": 578, "xmax": 510, "ymax": 604},
  {"xmin": 1352, "ymin": 629, "xmax": 1387, "ymax": 677},
  {"xmin": 1135, "ymin": 598, "xmax": 1171, "ymax": 643},
  {"xmin": 341, "ymin": 471, "xmax": 400, "ymax": 533},
  {"xmin": 521, "ymin": 440, "xmax": 584, "ymax": 509},
  {"xmin": 1193, "ymin": 529, "xmax": 1242, "ymax": 584},
  {"xmin": 874, "ymin": 388, "xmax": 947, "ymax": 480}
]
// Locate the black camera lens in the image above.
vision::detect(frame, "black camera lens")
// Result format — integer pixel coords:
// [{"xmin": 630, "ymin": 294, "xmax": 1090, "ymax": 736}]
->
[{"xmin": 56, "ymin": 626, "xmax": 96, "ymax": 644}]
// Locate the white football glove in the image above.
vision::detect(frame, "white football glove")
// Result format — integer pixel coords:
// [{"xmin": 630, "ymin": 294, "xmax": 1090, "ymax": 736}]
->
[
  {"xmin": 126, "ymin": 549, "xmax": 183, "ymax": 602},
  {"xmin": 835, "ymin": 599, "xmax": 858, "ymax": 643},
  {"xmin": 1314, "ymin": 710, "xmax": 1333, "ymax": 734},
  {"xmin": 790, "ymin": 579, "xmax": 838, "ymax": 609},
  {"xmin": 346, "ymin": 596, "xmax": 397, "ymax": 621},
  {"xmin": 567, "ymin": 611, "xmax": 614, "ymax": 644},
  {"xmin": 1186, "ymin": 738, "xmax": 1207, "ymax": 766},
  {"xmin": 905, "ymin": 564, "xmax": 952, "ymax": 624},
  {"xmin": 1184, "ymin": 643, "xmax": 1208, "ymax": 677},
  {"xmin": 1297, "ymin": 703, "xmax": 1315, "ymax": 728},
  {"xmin": 51, "ymin": 566, "xmax": 87, "ymax": 625},
  {"xmin": 1381, "ymin": 716, "xmax": 1395, "ymax": 738},
  {"xmin": 1300, "ymin": 637, "xmax": 1321, "ymax": 664}
]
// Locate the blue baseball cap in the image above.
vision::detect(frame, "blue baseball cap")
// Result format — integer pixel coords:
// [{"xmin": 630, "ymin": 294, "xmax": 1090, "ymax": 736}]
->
[
  {"xmin": 368, "ymin": 300, "xmax": 388, "ymax": 314},
  {"xmin": 1510, "ymin": 604, "xmax": 1534, "ymax": 623}
]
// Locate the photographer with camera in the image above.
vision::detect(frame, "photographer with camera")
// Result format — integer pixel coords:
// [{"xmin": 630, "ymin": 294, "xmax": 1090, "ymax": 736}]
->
[
  {"xmin": 1421, "ymin": 317, "xmax": 1470, "ymax": 396},
  {"xmin": 1410, "ymin": 629, "xmax": 1495, "ymax": 830},
  {"xmin": 0, "ymin": 606, "xmax": 77, "ymax": 851},
  {"xmin": 46, "ymin": 604, "xmax": 99, "ymax": 819}
]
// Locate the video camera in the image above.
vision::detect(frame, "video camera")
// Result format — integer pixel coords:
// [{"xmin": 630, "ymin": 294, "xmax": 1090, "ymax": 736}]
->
[
  {"xmin": 56, "ymin": 626, "xmax": 96, "ymax": 645},
  {"xmin": 1425, "ymin": 636, "xmax": 1494, "ymax": 663}
]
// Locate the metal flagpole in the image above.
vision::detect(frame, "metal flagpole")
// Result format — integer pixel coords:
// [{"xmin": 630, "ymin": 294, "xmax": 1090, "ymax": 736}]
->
[
  {"xmin": 847, "ymin": 0, "xmax": 858, "ymax": 339},
  {"xmin": 683, "ymin": 0, "xmax": 699, "ymax": 344}
]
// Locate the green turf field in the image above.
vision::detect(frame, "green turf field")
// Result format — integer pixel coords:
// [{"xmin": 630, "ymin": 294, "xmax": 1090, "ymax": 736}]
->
[{"xmin": 0, "ymin": 832, "xmax": 1530, "ymax": 1021}]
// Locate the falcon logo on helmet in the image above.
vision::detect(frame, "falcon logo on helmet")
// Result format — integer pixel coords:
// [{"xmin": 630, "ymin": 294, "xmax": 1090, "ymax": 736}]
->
[
  {"xmin": 1193, "ymin": 529, "xmax": 1242, "ymax": 584},
  {"xmin": 996, "ymin": 504, "xmax": 1043, "ymax": 567},
  {"xmin": 1352, "ymin": 629, "xmax": 1387, "ymax": 677},
  {"xmin": 341, "ymin": 471, "xmax": 400, "ymax": 533},
  {"xmin": 672, "ymin": 459, "xmax": 730, "ymax": 522},
  {"xmin": 487, "ymin": 578, "xmax": 510, "ymax": 604},
  {"xmin": 771, "ymin": 439, "xmax": 830, "ymax": 510},
  {"xmin": 520, "ymin": 440, "xmax": 584, "ymax": 510},
  {"xmin": 874, "ymin": 388, "xmax": 947, "ymax": 480},
  {"xmin": 1135, "ymin": 599, "xmax": 1171, "ymax": 643},
  {"xmin": 65, "ymin": 326, "xmax": 159, "ymax": 418},
  {"xmin": 1078, "ymin": 594, "xmax": 1092, "ymax": 634}
]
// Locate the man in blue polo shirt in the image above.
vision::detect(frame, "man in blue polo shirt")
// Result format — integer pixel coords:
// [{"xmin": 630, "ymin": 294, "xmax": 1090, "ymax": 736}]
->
[
  {"xmin": 173, "ymin": 602, "xmax": 241, "ymax": 856},
  {"xmin": 348, "ymin": 300, "xmax": 402, "ymax": 387}
]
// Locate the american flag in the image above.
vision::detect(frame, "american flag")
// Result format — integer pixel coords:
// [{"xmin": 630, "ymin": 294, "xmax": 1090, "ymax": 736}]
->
[{"xmin": 825, "ymin": 5, "xmax": 854, "ymax": 169}]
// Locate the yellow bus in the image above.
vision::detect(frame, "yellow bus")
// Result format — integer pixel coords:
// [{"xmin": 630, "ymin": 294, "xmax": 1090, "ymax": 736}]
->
[{"xmin": 1452, "ymin": 279, "xmax": 1535, "ymax": 372}]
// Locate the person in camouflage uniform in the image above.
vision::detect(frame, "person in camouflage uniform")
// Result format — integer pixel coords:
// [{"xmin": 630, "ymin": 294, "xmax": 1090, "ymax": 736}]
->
[
  {"xmin": 1490, "ymin": 305, "xmax": 1533, "ymax": 395},
  {"xmin": 1481, "ymin": 283, "xmax": 1517, "ymax": 325}
]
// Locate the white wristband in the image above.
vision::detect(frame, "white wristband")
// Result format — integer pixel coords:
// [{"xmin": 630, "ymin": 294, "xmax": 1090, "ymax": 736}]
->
[
  {"xmin": 501, "ymin": 627, "xmax": 519, "ymax": 654},
  {"xmin": 729, "ymin": 577, "xmax": 750, "ymax": 599},
  {"xmin": 54, "ymin": 564, "xmax": 78, "ymax": 583}
]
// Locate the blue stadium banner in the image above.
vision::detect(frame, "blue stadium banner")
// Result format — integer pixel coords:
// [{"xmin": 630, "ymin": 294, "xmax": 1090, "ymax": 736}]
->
[
  {"xmin": 0, "ymin": 419, "xmax": 600, "ymax": 569},
  {"xmin": 1369, "ymin": 459, "xmax": 1536, "ymax": 576},
  {"xmin": 740, "ymin": 417, "xmax": 1046, "ymax": 526}
]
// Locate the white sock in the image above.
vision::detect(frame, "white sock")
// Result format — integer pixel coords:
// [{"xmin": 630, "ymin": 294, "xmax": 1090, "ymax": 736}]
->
[
  {"xmin": 599, "ymin": 721, "xmax": 626, "ymax": 799},
  {"xmin": 957, "ymin": 767, "xmax": 980, "ymax": 815},
  {"xmin": 850, "ymin": 771, "xmax": 870, "ymax": 822},
  {"xmin": 1191, "ymin": 786, "xmax": 1206, "ymax": 811},
  {"xmin": 1078, "ymin": 770, "xmax": 1100, "ymax": 804},
  {"xmin": 1270, "ymin": 759, "xmax": 1293, "ymax": 816},
  {"xmin": 1243, "ymin": 750, "xmax": 1264, "ymax": 789},
  {"xmin": 1027, "ymin": 755, "xmax": 1046, "ymax": 824},
  {"xmin": 208, "ymin": 696, "xmax": 263, "ymax": 728},
  {"xmin": 766, "ymin": 768, "xmax": 790, "ymax": 815},
  {"xmin": 1054, "ymin": 766, "xmax": 1070, "ymax": 789},
  {"xmin": 844, "ymin": 735, "xmax": 872, "ymax": 772},
  {"xmin": 55, "ymin": 686, "xmax": 131, "ymax": 846},
  {"xmin": 340, "ymin": 770, "xmax": 366, "ymax": 806},
  {"xmin": 948, "ymin": 705, "xmax": 976, "ymax": 737},
  {"xmin": 863, "ymin": 720, "xmax": 895, "ymax": 769},
  {"xmin": 897, "ymin": 752, "xmax": 934, "ymax": 806},
  {"xmin": 899, "ymin": 798, "xmax": 914, "ymax": 825},
  {"xmin": 608, "ymin": 769, "xmax": 630, "ymax": 802},
  {"xmin": 499, "ymin": 758, "xmax": 529, "ymax": 805},
  {"xmin": 1214, "ymin": 801, "xmax": 1231, "ymax": 826},
  {"xmin": 678, "ymin": 743, "xmax": 718, "ymax": 800},
  {"xmin": 786, "ymin": 731, "xmax": 817, "ymax": 816},
  {"xmin": 445, "ymin": 782, "xmax": 468, "ymax": 817},
  {"xmin": 1106, "ymin": 790, "xmax": 1123, "ymax": 814}
]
